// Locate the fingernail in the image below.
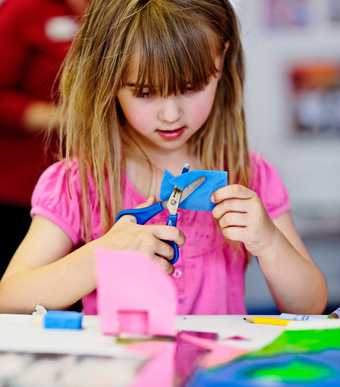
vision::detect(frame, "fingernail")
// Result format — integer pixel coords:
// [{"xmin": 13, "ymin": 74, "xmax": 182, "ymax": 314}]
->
[{"xmin": 211, "ymin": 195, "xmax": 216, "ymax": 203}]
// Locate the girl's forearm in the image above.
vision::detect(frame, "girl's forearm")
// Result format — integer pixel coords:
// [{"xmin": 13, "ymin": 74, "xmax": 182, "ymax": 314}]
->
[
  {"xmin": 257, "ymin": 230, "xmax": 328, "ymax": 314},
  {"xmin": 0, "ymin": 242, "xmax": 97, "ymax": 314}
]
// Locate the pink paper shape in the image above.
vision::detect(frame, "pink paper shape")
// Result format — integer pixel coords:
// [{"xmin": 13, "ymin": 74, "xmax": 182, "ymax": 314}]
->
[
  {"xmin": 178, "ymin": 333, "xmax": 247, "ymax": 368},
  {"xmin": 129, "ymin": 342, "xmax": 175, "ymax": 387},
  {"xmin": 95, "ymin": 248, "xmax": 177, "ymax": 336}
]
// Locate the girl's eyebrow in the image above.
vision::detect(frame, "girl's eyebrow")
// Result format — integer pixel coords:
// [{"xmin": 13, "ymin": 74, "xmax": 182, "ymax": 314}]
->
[
  {"xmin": 126, "ymin": 82, "xmax": 149, "ymax": 88},
  {"xmin": 126, "ymin": 82, "xmax": 192, "ymax": 88}
]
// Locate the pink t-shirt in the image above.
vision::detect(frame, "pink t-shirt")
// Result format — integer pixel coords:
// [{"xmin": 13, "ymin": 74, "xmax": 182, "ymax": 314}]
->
[{"xmin": 31, "ymin": 153, "xmax": 290, "ymax": 315}]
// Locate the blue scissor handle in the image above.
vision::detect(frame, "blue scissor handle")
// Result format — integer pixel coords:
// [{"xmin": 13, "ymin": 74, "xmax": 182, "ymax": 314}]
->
[
  {"xmin": 115, "ymin": 205, "xmax": 180, "ymax": 265},
  {"xmin": 115, "ymin": 202, "xmax": 164, "ymax": 224},
  {"xmin": 166, "ymin": 214, "xmax": 179, "ymax": 264}
]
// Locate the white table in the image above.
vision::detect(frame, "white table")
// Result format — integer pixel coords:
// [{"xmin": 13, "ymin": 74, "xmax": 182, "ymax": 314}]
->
[
  {"xmin": 0, "ymin": 314, "xmax": 286, "ymax": 387},
  {"xmin": 1, "ymin": 314, "xmax": 337, "ymax": 387},
  {"xmin": 0, "ymin": 314, "xmax": 284, "ymax": 354}
]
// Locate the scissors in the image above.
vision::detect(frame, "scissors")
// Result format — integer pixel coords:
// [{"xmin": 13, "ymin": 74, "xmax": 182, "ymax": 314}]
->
[{"xmin": 115, "ymin": 165, "xmax": 205, "ymax": 265}]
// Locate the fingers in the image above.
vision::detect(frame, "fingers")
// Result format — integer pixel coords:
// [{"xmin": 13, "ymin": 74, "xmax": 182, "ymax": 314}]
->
[
  {"xmin": 211, "ymin": 185, "xmax": 253, "ymax": 243},
  {"xmin": 221, "ymin": 226, "xmax": 247, "ymax": 241},
  {"xmin": 117, "ymin": 196, "xmax": 155, "ymax": 224},
  {"xmin": 149, "ymin": 225, "xmax": 185, "ymax": 247},
  {"xmin": 154, "ymin": 256, "xmax": 174, "ymax": 275},
  {"xmin": 136, "ymin": 195, "xmax": 155, "ymax": 209},
  {"xmin": 117, "ymin": 214, "xmax": 137, "ymax": 224},
  {"xmin": 154, "ymin": 239, "xmax": 175, "ymax": 261},
  {"xmin": 113, "ymin": 208, "xmax": 184, "ymax": 274},
  {"xmin": 212, "ymin": 198, "xmax": 249, "ymax": 220},
  {"xmin": 135, "ymin": 225, "xmax": 184, "ymax": 264},
  {"xmin": 212, "ymin": 185, "xmax": 254, "ymax": 204},
  {"xmin": 218, "ymin": 212, "xmax": 248, "ymax": 228},
  {"xmin": 139, "ymin": 233, "xmax": 174, "ymax": 273}
]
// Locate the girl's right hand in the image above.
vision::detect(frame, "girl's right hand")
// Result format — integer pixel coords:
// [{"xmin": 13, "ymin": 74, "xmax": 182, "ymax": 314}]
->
[{"xmin": 94, "ymin": 197, "xmax": 185, "ymax": 274}]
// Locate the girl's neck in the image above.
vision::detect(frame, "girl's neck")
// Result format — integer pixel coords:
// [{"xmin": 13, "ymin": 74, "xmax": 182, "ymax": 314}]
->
[
  {"xmin": 124, "ymin": 129, "xmax": 199, "ymax": 174},
  {"xmin": 123, "ymin": 135, "xmax": 200, "ymax": 199}
]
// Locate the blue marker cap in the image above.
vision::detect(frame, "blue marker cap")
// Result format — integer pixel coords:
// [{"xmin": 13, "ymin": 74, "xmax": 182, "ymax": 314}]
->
[{"xmin": 43, "ymin": 311, "xmax": 83, "ymax": 330}]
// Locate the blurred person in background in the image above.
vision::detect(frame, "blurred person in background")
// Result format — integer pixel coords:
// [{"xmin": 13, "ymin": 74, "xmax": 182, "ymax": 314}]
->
[{"xmin": 0, "ymin": 0, "xmax": 88, "ymax": 277}]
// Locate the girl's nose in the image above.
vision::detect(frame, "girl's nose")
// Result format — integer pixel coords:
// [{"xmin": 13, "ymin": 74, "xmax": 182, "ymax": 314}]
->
[{"xmin": 157, "ymin": 97, "xmax": 183, "ymax": 124}]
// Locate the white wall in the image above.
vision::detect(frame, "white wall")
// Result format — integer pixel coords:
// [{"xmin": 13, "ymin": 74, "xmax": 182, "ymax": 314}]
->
[{"xmin": 238, "ymin": 0, "xmax": 340, "ymax": 236}]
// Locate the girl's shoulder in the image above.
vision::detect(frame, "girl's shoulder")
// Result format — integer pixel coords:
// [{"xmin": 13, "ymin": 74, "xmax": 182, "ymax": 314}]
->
[
  {"xmin": 32, "ymin": 159, "xmax": 82, "ymax": 198},
  {"xmin": 30, "ymin": 160, "xmax": 86, "ymax": 246},
  {"xmin": 249, "ymin": 152, "xmax": 291, "ymax": 219}
]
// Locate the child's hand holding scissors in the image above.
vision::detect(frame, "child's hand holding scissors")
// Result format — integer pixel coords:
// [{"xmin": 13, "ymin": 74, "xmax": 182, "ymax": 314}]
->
[
  {"xmin": 96, "ymin": 196, "xmax": 185, "ymax": 274},
  {"xmin": 212, "ymin": 185, "xmax": 277, "ymax": 258}
]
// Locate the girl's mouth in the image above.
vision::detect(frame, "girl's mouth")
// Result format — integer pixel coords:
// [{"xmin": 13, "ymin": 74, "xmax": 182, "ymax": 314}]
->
[{"xmin": 155, "ymin": 127, "xmax": 186, "ymax": 140}]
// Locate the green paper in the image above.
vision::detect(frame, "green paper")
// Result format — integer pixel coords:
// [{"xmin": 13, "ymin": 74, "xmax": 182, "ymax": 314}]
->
[
  {"xmin": 247, "ymin": 329, "xmax": 340, "ymax": 358},
  {"xmin": 246, "ymin": 359, "xmax": 334, "ymax": 382}
]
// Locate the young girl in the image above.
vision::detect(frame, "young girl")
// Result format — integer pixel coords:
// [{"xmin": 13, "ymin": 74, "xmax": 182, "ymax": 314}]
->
[{"xmin": 0, "ymin": 0, "xmax": 327, "ymax": 315}]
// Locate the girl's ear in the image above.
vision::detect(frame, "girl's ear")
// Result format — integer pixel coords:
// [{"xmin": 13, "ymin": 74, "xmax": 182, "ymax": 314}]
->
[
  {"xmin": 217, "ymin": 41, "xmax": 230, "ymax": 79},
  {"xmin": 223, "ymin": 41, "xmax": 230, "ymax": 57},
  {"xmin": 222, "ymin": 42, "xmax": 230, "ymax": 65}
]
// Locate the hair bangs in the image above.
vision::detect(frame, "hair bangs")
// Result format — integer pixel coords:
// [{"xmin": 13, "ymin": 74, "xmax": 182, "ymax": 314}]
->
[{"xmin": 122, "ymin": 5, "xmax": 220, "ymax": 97}]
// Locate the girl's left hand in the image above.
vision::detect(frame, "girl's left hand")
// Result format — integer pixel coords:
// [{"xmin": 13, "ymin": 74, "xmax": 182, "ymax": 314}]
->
[{"xmin": 212, "ymin": 184, "xmax": 278, "ymax": 257}]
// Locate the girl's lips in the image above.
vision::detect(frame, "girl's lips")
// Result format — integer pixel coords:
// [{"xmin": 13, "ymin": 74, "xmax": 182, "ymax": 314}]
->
[{"xmin": 156, "ymin": 127, "xmax": 186, "ymax": 140}]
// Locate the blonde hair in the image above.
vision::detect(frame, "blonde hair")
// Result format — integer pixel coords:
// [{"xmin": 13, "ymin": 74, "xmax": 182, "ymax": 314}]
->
[{"xmin": 58, "ymin": 0, "xmax": 249, "ymax": 241}]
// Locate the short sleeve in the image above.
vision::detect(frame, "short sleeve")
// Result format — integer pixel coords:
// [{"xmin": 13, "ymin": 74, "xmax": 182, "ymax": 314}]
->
[
  {"xmin": 30, "ymin": 161, "xmax": 82, "ymax": 245},
  {"xmin": 250, "ymin": 153, "xmax": 291, "ymax": 219}
]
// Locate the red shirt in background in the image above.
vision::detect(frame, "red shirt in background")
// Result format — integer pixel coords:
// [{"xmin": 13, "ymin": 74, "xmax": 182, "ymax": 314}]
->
[{"xmin": 0, "ymin": 0, "xmax": 79, "ymax": 205}]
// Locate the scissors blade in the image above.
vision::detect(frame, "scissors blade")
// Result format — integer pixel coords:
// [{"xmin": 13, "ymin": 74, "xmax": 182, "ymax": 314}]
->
[
  {"xmin": 179, "ymin": 176, "xmax": 205, "ymax": 203},
  {"xmin": 166, "ymin": 187, "xmax": 183, "ymax": 215},
  {"xmin": 165, "ymin": 176, "xmax": 205, "ymax": 215}
]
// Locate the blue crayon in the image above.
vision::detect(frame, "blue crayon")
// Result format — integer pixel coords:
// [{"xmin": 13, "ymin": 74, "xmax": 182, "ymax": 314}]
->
[{"xmin": 44, "ymin": 311, "xmax": 83, "ymax": 330}]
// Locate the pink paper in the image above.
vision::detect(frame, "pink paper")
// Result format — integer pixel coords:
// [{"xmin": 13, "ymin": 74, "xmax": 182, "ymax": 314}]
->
[
  {"xmin": 95, "ymin": 248, "xmax": 177, "ymax": 336},
  {"xmin": 129, "ymin": 342, "xmax": 175, "ymax": 387},
  {"xmin": 179, "ymin": 334, "xmax": 248, "ymax": 368}
]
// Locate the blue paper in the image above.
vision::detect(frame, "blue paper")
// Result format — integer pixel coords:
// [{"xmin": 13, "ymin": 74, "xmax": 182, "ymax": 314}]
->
[{"xmin": 160, "ymin": 170, "xmax": 228, "ymax": 211}]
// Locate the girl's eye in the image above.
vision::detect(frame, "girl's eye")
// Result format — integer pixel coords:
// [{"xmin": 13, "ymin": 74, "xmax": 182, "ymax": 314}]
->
[
  {"xmin": 184, "ymin": 84, "xmax": 195, "ymax": 94},
  {"xmin": 138, "ymin": 89, "xmax": 151, "ymax": 99}
]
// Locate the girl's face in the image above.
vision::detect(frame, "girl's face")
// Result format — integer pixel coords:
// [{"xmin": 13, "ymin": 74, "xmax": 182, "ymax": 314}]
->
[{"xmin": 117, "ymin": 55, "xmax": 224, "ymax": 155}]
